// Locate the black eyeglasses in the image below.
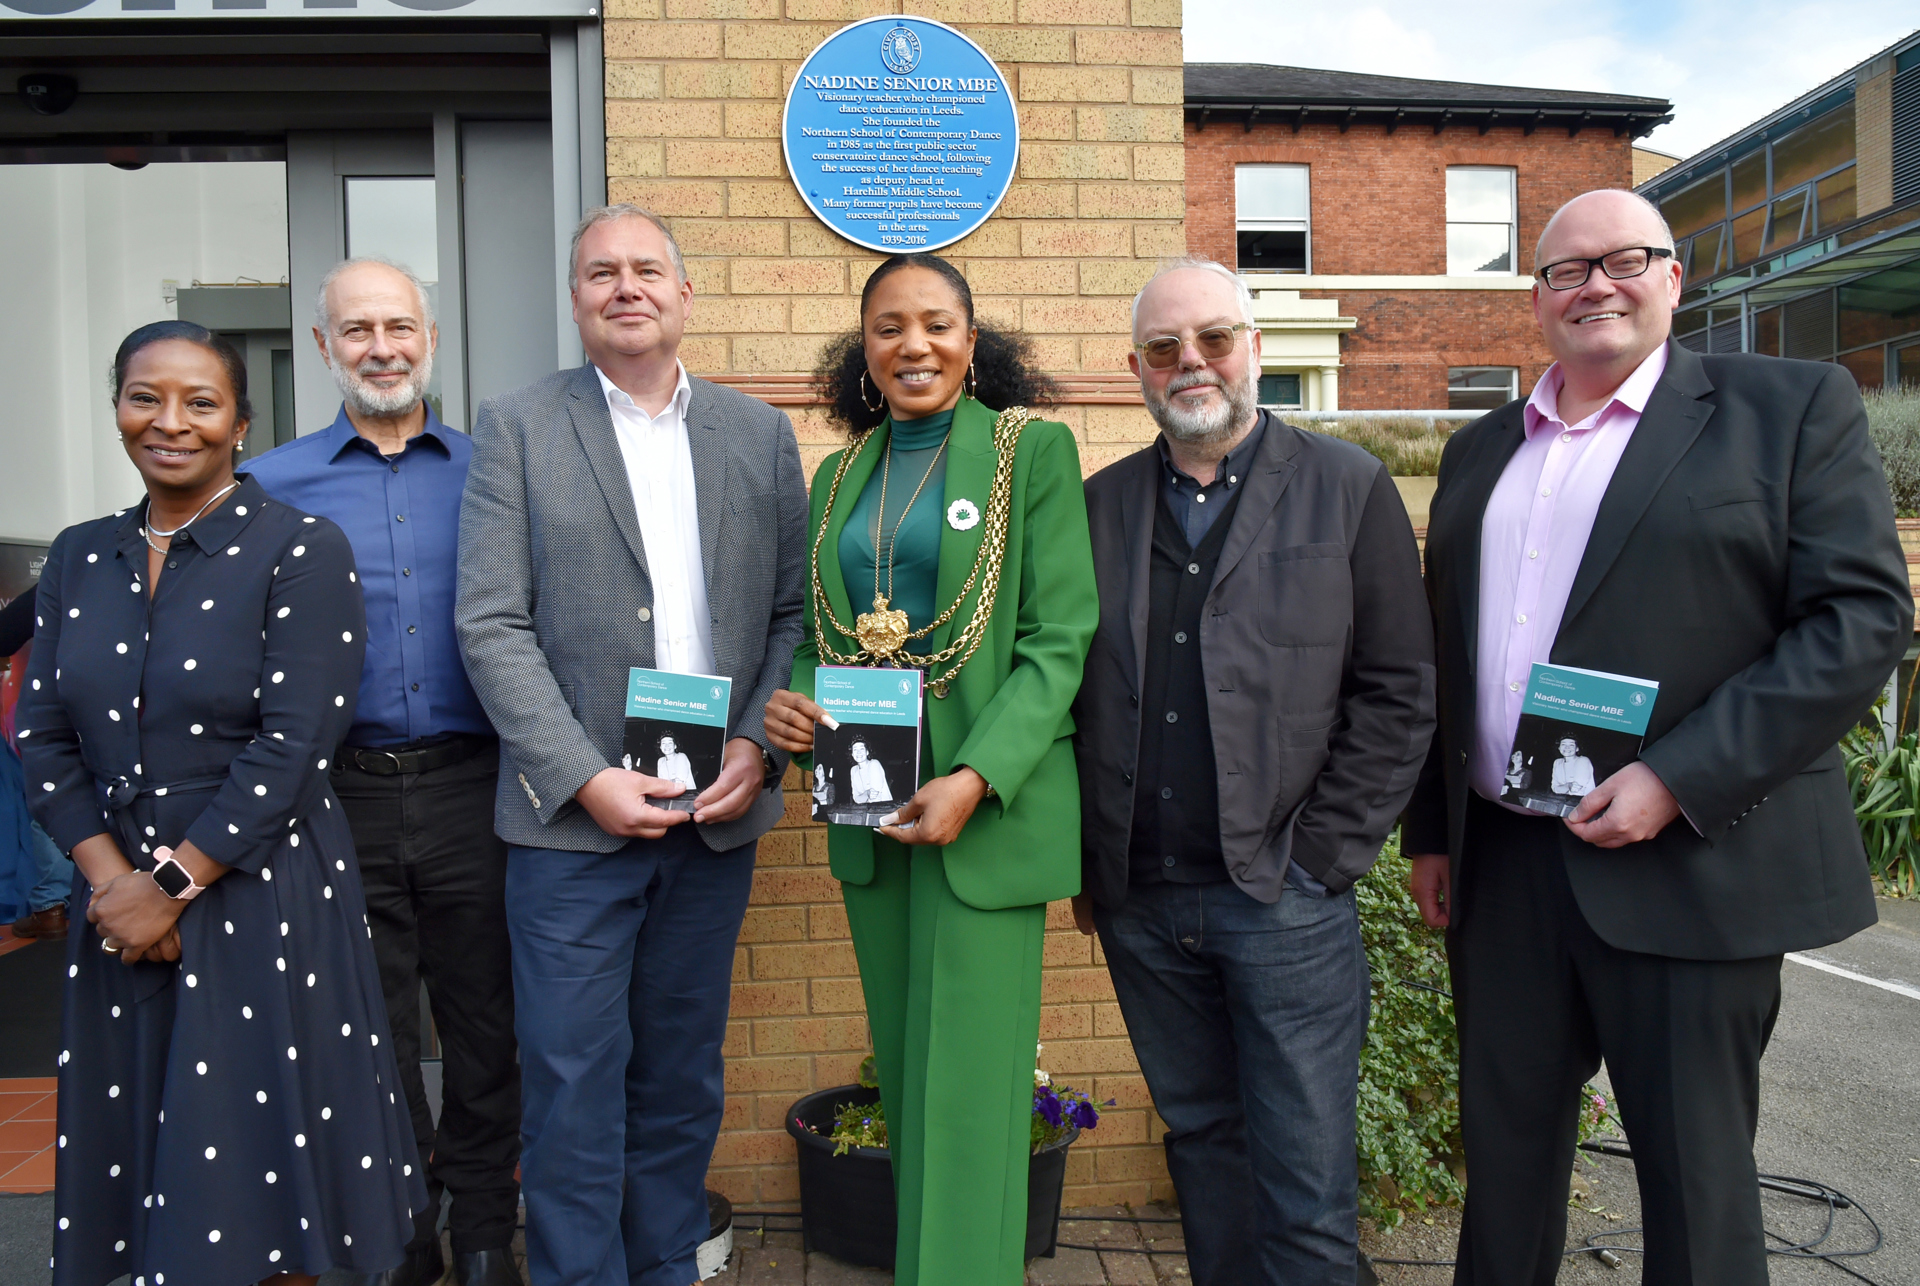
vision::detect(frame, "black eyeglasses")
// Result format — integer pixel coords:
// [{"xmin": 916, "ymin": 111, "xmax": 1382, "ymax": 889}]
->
[
  {"xmin": 1535, "ymin": 246, "xmax": 1674, "ymax": 291},
  {"xmin": 1132, "ymin": 323, "xmax": 1250, "ymax": 369}
]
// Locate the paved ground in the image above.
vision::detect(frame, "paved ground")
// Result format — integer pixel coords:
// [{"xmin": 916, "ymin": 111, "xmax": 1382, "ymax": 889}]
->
[{"xmin": 5, "ymin": 897, "xmax": 1916, "ymax": 1286}]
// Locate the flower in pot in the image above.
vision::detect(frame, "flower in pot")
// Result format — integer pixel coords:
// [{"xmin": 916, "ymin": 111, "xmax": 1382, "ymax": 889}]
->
[{"xmin": 785, "ymin": 1045, "xmax": 1112, "ymax": 1267}]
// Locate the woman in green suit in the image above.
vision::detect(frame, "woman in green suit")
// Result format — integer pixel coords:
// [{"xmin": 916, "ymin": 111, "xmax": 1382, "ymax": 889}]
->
[{"xmin": 764, "ymin": 253, "xmax": 1097, "ymax": 1286}]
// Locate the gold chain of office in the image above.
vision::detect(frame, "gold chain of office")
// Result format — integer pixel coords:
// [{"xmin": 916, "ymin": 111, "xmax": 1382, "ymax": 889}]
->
[{"xmin": 808, "ymin": 405, "xmax": 1034, "ymax": 698}]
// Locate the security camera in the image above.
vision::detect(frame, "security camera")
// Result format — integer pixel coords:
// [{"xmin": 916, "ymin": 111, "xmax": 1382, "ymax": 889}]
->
[{"xmin": 19, "ymin": 74, "xmax": 79, "ymax": 117}]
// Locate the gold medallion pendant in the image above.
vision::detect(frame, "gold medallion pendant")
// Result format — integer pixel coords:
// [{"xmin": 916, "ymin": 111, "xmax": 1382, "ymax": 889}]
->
[{"xmin": 856, "ymin": 594, "xmax": 911, "ymax": 660}]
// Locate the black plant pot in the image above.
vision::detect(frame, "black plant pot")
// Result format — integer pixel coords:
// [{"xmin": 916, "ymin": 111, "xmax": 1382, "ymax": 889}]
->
[{"xmin": 785, "ymin": 1084, "xmax": 1078, "ymax": 1269}]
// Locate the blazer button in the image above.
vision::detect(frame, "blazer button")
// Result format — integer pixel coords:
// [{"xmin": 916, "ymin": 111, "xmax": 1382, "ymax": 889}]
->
[
  {"xmin": 1122, "ymin": 773, "xmax": 1133, "ymax": 785},
  {"xmin": 1129, "ymin": 694, "xmax": 1139, "ymax": 707},
  {"xmin": 1460, "ymin": 751, "xmax": 1467, "ymax": 764},
  {"xmin": 639, "ymin": 607, "xmax": 652, "ymax": 622}
]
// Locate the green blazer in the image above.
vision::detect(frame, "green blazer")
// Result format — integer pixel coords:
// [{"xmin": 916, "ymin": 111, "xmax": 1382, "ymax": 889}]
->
[{"xmin": 792, "ymin": 396, "xmax": 1098, "ymax": 911}]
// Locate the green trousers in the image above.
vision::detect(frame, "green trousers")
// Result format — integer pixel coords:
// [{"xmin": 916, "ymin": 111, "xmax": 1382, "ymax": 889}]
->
[{"xmin": 841, "ymin": 838, "xmax": 1046, "ymax": 1286}]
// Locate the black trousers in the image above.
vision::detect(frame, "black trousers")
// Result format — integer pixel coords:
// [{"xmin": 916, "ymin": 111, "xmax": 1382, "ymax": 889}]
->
[
  {"xmin": 1450, "ymin": 796, "xmax": 1782, "ymax": 1286},
  {"xmin": 332, "ymin": 742, "xmax": 522, "ymax": 1254}
]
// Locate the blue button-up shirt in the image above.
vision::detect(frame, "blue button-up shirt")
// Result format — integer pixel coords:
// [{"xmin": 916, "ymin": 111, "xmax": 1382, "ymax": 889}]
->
[
  {"xmin": 245, "ymin": 405, "xmax": 492, "ymax": 748},
  {"xmin": 1156, "ymin": 413, "xmax": 1267, "ymax": 548}
]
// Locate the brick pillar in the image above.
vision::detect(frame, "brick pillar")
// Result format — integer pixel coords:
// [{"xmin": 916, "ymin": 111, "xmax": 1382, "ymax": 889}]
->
[
  {"xmin": 601, "ymin": 0, "xmax": 1182, "ymax": 1208},
  {"xmin": 1857, "ymin": 54, "xmax": 1895, "ymax": 217}
]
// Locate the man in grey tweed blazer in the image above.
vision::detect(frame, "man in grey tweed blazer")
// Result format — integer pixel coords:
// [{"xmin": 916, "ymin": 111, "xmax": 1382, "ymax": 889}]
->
[{"xmin": 456, "ymin": 206, "xmax": 807, "ymax": 1286}]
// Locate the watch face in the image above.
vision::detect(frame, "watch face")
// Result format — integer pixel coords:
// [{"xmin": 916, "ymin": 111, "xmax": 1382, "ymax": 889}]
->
[{"xmin": 152, "ymin": 861, "xmax": 192, "ymax": 899}]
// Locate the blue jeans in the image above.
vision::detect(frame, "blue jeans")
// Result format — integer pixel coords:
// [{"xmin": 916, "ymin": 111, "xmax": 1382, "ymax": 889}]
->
[
  {"xmin": 506, "ymin": 827, "xmax": 756, "ymax": 1286},
  {"xmin": 29, "ymin": 821, "xmax": 74, "ymax": 912},
  {"xmin": 1095, "ymin": 878, "xmax": 1369, "ymax": 1286}
]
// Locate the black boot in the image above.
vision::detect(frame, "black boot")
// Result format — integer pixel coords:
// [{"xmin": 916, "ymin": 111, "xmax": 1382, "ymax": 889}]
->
[
  {"xmin": 452, "ymin": 1247, "xmax": 524, "ymax": 1286},
  {"xmin": 339, "ymin": 1240, "xmax": 445, "ymax": 1286}
]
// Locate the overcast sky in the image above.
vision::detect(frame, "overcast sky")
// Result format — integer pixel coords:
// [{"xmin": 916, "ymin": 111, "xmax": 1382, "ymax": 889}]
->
[{"xmin": 1182, "ymin": 0, "xmax": 1916, "ymax": 162}]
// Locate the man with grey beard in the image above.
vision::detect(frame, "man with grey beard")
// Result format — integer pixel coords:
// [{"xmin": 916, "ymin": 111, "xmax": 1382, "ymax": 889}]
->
[
  {"xmin": 248, "ymin": 258, "xmax": 523, "ymax": 1286},
  {"xmin": 1070, "ymin": 257, "xmax": 1435, "ymax": 1286}
]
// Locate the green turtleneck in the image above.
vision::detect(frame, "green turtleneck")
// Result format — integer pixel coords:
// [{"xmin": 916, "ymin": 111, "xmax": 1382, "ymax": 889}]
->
[{"xmin": 838, "ymin": 408, "xmax": 954, "ymax": 660}]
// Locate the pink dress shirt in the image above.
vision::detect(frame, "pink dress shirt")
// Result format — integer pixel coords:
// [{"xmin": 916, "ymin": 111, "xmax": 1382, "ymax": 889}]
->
[{"xmin": 1471, "ymin": 344, "xmax": 1669, "ymax": 808}]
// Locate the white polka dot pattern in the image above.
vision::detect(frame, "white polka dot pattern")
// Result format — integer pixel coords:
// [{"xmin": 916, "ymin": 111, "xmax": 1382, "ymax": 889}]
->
[{"xmin": 27, "ymin": 501, "xmax": 422, "ymax": 1270}]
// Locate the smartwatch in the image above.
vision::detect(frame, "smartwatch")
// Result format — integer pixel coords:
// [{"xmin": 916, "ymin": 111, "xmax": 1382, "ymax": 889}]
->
[{"xmin": 151, "ymin": 849, "xmax": 206, "ymax": 902}]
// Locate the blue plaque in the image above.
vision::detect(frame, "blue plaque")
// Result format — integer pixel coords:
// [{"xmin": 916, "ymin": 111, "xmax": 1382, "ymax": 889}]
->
[{"xmin": 783, "ymin": 15, "xmax": 1019, "ymax": 254}]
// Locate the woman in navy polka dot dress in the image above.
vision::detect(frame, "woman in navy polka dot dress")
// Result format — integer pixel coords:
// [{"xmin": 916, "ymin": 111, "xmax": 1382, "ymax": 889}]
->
[{"xmin": 18, "ymin": 321, "xmax": 426, "ymax": 1286}]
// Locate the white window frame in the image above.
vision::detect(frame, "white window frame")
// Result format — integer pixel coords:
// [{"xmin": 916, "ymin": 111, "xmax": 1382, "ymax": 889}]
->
[
  {"xmin": 1446, "ymin": 166, "xmax": 1518, "ymax": 277},
  {"xmin": 1447, "ymin": 365, "xmax": 1520, "ymax": 409},
  {"xmin": 1235, "ymin": 164, "xmax": 1312, "ymax": 274}
]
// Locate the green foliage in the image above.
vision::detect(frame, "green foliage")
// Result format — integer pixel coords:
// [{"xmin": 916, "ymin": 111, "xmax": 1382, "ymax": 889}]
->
[
  {"xmin": 1355, "ymin": 836, "xmax": 1464, "ymax": 1225},
  {"xmin": 819, "ymin": 1051, "xmax": 1105, "ymax": 1158},
  {"xmin": 1301, "ymin": 417, "xmax": 1461, "ymax": 476},
  {"xmin": 1864, "ymin": 384, "xmax": 1920, "ymax": 517},
  {"xmin": 1841, "ymin": 715, "xmax": 1920, "ymax": 896},
  {"xmin": 825, "ymin": 1097, "xmax": 888, "ymax": 1156},
  {"xmin": 1356, "ymin": 836, "xmax": 1620, "ymax": 1226}
]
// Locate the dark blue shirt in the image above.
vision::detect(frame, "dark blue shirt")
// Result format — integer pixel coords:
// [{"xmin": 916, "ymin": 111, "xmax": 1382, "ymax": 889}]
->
[
  {"xmin": 245, "ymin": 405, "xmax": 492, "ymax": 748},
  {"xmin": 1156, "ymin": 413, "xmax": 1268, "ymax": 547}
]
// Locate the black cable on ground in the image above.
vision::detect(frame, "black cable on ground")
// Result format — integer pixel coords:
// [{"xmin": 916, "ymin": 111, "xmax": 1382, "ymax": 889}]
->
[{"xmin": 731, "ymin": 1134, "xmax": 1888, "ymax": 1283}]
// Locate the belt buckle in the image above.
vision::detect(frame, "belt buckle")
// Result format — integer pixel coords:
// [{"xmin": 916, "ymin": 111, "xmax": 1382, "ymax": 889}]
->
[{"xmin": 380, "ymin": 750, "xmax": 408, "ymax": 775}]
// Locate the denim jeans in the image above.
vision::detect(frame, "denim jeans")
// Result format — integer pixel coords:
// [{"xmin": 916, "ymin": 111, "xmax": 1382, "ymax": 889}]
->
[
  {"xmin": 506, "ymin": 826, "xmax": 755, "ymax": 1286},
  {"xmin": 28, "ymin": 821, "xmax": 74, "ymax": 912},
  {"xmin": 1095, "ymin": 878, "xmax": 1369, "ymax": 1286}
]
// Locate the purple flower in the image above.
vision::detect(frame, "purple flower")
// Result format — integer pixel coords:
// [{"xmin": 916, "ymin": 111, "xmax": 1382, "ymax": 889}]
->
[
  {"xmin": 1069, "ymin": 1099, "xmax": 1100, "ymax": 1130},
  {"xmin": 1035, "ymin": 1088, "xmax": 1064, "ymax": 1128}
]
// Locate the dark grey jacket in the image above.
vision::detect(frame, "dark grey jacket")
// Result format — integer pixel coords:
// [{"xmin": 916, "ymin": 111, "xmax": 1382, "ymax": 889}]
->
[
  {"xmin": 455, "ymin": 365, "xmax": 809, "ymax": 853},
  {"xmin": 1073, "ymin": 414, "xmax": 1437, "ymax": 904},
  {"xmin": 1403, "ymin": 342, "xmax": 1911, "ymax": 959}
]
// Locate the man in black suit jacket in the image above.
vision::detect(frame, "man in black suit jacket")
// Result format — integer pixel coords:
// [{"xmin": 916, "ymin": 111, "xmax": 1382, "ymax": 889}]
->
[
  {"xmin": 1403, "ymin": 189, "xmax": 1911, "ymax": 1284},
  {"xmin": 1073, "ymin": 259, "xmax": 1434, "ymax": 1285}
]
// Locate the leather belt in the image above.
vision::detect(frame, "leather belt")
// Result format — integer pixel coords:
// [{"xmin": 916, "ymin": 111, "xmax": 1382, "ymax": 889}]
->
[{"xmin": 339, "ymin": 734, "xmax": 495, "ymax": 777}]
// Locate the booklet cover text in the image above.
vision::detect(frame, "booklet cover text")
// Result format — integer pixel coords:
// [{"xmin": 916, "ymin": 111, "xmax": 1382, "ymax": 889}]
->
[
  {"xmin": 1505, "ymin": 663, "xmax": 1659, "ymax": 819},
  {"xmin": 811, "ymin": 666, "xmax": 923, "ymax": 826},
  {"xmin": 624, "ymin": 668, "xmax": 733, "ymax": 812}
]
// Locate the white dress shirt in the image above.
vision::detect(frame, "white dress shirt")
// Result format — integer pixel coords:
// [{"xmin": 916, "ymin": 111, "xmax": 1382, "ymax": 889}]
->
[
  {"xmin": 656, "ymin": 750, "xmax": 696, "ymax": 791},
  {"xmin": 850, "ymin": 757, "xmax": 893, "ymax": 805},
  {"xmin": 595, "ymin": 363, "xmax": 717, "ymax": 678}
]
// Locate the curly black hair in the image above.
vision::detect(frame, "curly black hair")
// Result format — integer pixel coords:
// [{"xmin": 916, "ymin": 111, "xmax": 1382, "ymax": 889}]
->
[{"xmin": 814, "ymin": 252, "xmax": 1060, "ymax": 435}]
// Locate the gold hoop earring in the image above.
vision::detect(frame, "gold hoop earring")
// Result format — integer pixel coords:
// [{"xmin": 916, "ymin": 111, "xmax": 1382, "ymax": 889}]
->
[
  {"xmin": 860, "ymin": 370, "xmax": 886, "ymax": 413},
  {"xmin": 964, "ymin": 361, "xmax": 977, "ymax": 399}
]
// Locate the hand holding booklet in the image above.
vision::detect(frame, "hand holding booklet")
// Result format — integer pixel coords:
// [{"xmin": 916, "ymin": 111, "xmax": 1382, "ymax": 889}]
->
[
  {"xmin": 810, "ymin": 666, "xmax": 923, "ymax": 827},
  {"xmin": 1505, "ymin": 662, "xmax": 1659, "ymax": 819},
  {"xmin": 624, "ymin": 667, "xmax": 733, "ymax": 812}
]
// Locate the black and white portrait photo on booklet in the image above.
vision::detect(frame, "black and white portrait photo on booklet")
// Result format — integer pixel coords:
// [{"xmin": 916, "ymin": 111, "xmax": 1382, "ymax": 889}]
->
[
  {"xmin": 812, "ymin": 721, "xmax": 920, "ymax": 827},
  {"xmin": 622, "ymin": 716, "xmax": 724, "ymax": 811}
]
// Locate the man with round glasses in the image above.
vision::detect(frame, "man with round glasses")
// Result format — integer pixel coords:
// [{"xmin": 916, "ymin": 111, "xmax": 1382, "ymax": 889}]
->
[
  {"xmin": 1071, "ymin": 256, "xmax": 1435, "ymax": 1284},
  {"xmin": 1405, "ymin": 188, "xmax": 1910, "ymax": 1284}
]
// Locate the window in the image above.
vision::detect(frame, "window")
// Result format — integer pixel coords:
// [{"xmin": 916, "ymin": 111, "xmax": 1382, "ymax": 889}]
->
[
  {"xmin": 1257, "ymin": 372, "xmax": 1302, "ymax": 407},
  {"xmin": 1446, "ymin": 168, "xmax": 1517, "ymax": 276},
  {"xmin": 1447, "ymin": 367, "xmax": 1518, "ymax": 411},
  {"xmin": 1236, "ymin": 165, "xmax": 1309, "ymax": 273},
  {"xmin": 1647, "ymin": 98, "xmax": 1859, "ymax": 284}
]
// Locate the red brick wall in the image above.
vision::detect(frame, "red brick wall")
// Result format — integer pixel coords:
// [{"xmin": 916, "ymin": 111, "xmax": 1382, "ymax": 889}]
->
[
  {"xmin": 1187, "ymin": 118, "xmax": 1638, "ymax": 408},
  {"xmin": 1312, "ymin": 288, "xmax": 1553, "ymax": 409}
]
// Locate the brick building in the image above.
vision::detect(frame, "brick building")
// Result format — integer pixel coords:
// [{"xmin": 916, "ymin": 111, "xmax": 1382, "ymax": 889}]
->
[
  {"xmin": 1183, "ymin": 64, "xmax": 1672, "ymax": 411},
  {"xmin": 1, "ymin": 0, "xmax": 1194, "ymax": 1216}
]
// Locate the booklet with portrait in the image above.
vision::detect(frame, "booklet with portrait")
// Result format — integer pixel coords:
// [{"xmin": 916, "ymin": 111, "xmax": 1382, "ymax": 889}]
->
[
  {"xmin": 811, "ymin": 665, "xmax": 923, "ymax": 827},
  {"xmin": 1504, "ymin": 662, "xmax": 1660, "ymax": 819},
  {"xmin": 623, "ymin": 667, "xmax": 733, "ymax": 813}
]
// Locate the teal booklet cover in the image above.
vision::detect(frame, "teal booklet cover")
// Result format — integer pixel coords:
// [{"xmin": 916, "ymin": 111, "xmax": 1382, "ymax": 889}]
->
[
  {"xmin": 623, "ymin": 668, "xmax": 733, "ymax": 812},
  {"xmin": 1505, "ymin": 663, "xmax": 1660, "ymax": 819},
  {"xmin": 811, "ymin": 666, "xmax": 923, "ymax": 826}
]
